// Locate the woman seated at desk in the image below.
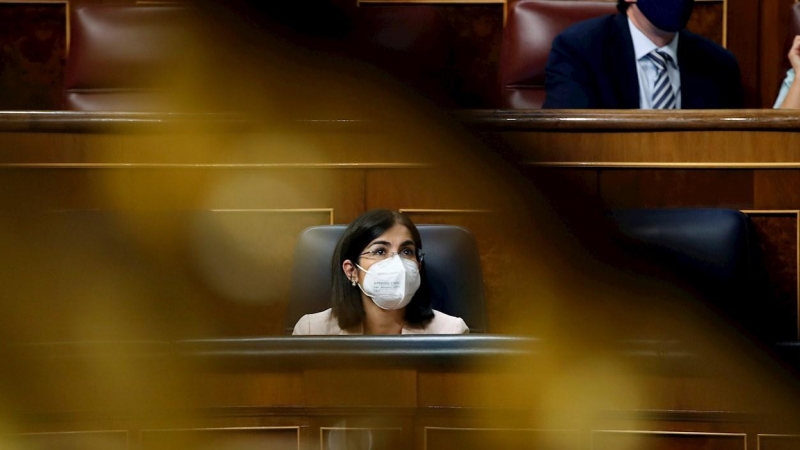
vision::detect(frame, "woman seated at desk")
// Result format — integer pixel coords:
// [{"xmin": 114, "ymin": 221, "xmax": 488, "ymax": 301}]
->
[{"xmin": 292, "ymin": 209, "xmax": 469, "ymax": 335}]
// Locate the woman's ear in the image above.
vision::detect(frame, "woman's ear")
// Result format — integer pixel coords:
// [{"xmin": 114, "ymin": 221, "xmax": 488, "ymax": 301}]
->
[{"xmin": 342, "ymin": 259, "xmax": 357, "ymax": 281}]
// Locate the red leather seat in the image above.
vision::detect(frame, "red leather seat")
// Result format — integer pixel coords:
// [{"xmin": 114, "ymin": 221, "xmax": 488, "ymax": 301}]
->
[
  {"xmin": 499, "ymin": 0, "xmax": 617, "ymax": 109},
  {"xmin": 63, "ymin": 5, "xmax": 196, "ymax": 111}
]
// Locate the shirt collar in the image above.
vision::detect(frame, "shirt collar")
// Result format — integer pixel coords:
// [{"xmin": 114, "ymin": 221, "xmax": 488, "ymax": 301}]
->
[{"xmin": 627, "ymin": 16, "xmax": 680, "ymax": 67}]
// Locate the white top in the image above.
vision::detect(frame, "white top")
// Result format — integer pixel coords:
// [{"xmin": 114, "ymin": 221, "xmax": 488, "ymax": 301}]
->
[
  {"xmin": 628, "ymin": 17, "xmax": 682, "ymax": 109},
  {"xmin": 774, "ymin": 68, "xmax": 796, "ymax": 108},
  {"xmin": 292, "ymin": 308, "xmax": 470, "ymax": 335}
]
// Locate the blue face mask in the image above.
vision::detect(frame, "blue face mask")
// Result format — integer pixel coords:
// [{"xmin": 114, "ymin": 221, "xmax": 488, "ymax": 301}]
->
[{"xmin": 636, "ymin": 0, "xmax": 695, "ymax": 33}]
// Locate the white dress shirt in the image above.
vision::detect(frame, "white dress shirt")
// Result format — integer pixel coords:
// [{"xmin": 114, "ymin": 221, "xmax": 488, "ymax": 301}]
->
[{"xmin": 628, "ymin": 17, "xmax": 682, "ymax": 109}]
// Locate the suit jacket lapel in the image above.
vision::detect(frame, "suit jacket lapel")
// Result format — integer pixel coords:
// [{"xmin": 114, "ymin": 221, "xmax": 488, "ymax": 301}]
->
[
  {"xmin": 611, "ymin": 14, "xmax": 641, "ymax": 108},
  {"xmin": 677, "ymin": 31, "xmax": 700, "ymax": 109}
]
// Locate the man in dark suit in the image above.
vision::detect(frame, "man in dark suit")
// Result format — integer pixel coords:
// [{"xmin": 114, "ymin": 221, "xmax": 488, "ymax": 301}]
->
[{"xmin": 543, "ymin": 0, "xmax": 743, "ymax": 109}]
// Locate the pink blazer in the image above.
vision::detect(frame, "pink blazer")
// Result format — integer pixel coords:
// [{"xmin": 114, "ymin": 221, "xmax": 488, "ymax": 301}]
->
[{"xmin": 292, "ymin": 309, "xmax": 469, "ymax": 335}]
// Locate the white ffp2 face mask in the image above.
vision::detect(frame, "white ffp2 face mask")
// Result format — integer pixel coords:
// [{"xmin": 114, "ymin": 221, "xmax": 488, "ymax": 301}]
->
[{"xmin": 355, "ymin": 255, "xmax": 421, "ymax": 310}]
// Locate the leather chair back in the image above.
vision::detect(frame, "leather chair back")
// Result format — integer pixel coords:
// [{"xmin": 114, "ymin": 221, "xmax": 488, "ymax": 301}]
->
[
  {"xmin": 608, "ymin": 208, "xmax": 767, "ymax": 333},
  {"xmin": 64, "ymin": 5, "xmax": 195, "ymax": 111},
  {"xmin": 499, "ymin": 0, "xmax": 617, "ymax": 109},
  {"xmin": 285, "ymin": 225, "xmax": 487, "ymax": 334}
]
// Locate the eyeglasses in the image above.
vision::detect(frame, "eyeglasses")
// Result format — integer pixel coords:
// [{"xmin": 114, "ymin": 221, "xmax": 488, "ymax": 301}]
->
[{"xmin": 359, "ymin": 247, "xmax": 424, "ymax": 263}]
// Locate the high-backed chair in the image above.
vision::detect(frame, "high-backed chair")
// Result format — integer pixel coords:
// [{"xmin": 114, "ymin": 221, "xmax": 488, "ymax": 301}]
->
[
  {"xmin": 499, "ymin": 0, "xmax": 617, "ymax": 109},
  {"xmin": 285, "ymin": 225, "xmax": 487, "ymax": 334},
  {"xmin": 64, "ymin": 5, "xmax": 195, "ymax": 111},
  {"xmin": 608, "ymin": 208, "xmax": 771, "ymax": 337}
]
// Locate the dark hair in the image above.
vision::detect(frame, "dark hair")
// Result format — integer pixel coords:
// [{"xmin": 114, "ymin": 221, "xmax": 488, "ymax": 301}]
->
[
  {"xmin": 617, "ymin": 0, "xmax": 629, "ymax": 13},
  {"xmin": 330, "ymin": 209, "xmax": 434, "ymax": 330}
]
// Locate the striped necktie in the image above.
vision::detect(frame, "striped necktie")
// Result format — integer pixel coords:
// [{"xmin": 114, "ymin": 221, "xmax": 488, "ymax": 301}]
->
[{"xmin": 646, "ymin": 50, "xmax": 677, "ymax": 109}]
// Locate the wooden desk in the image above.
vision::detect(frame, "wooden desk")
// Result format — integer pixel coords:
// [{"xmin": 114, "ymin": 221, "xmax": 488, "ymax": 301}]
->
[{"xmin": 4, "ymin": 337, "xmax": 800, "ymax": 450}]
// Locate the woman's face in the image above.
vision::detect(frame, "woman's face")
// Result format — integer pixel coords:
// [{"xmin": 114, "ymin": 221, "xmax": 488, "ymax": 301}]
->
[{"xmin": 343, "ymin": 223, "xmax": 420, "ymax": 286}]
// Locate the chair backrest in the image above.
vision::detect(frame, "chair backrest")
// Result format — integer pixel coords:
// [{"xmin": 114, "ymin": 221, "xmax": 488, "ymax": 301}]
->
[
  {"xmin": 608, "ymin": 208, "xmax": 768, "ymax": 332},
  {"xmin": 499, "ymin": 0, "xmax": 617, "ymax": 109},
  {"xmin": 285, "ymin": 225, "xmax": 487, "ymax": 334},
  {"xmin": 64, "ymin": 5, "xmax": 195, "ymax": 111}
]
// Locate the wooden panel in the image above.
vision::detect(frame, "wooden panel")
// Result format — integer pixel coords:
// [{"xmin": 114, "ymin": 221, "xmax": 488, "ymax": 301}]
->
[
  {"xmin": 140, "ymin": 428, "xmax": 299, "ymax": 450},
  {"xmin": 6, "ymin": 431, "xmax": 128, "ymax": 450},
  {"xmin": 186, "ymin": 209, "xmax": 333, "ymax": 336},
  {"xmin": 418, "ymin": 372, "xmax": 541, "ymax": 408},
  {"xmin": 519, "ymin": 167, "xmax": 599, "ymax": 201},
  {"xmin": 687, "ymin": 2, "xmax": 724, "ymax": 46},
  {"xmin": 321, "ymin": 427, "xmax": 403, "ymax": 450},
  {"xmin": 0, "ymin": 3, "xmax": 65, "ymax": 110},
  {"xmin": 759, "ymin": 0, "xmax": 797, "ymax": 108},
  {"xmin": 0, "ymin": 131, "xmax": 437, "ymax": 166},
  {"xmin": 506, "ymin": 130, "xmax": 800, "ymax": 166},
  {"xmin": 304, "ymin": 369, "xmax": 417, "ymax": 408},
  {"xmin": 759, "ymin": 434, "xmax": 800, "ymax": 450},
  {"xmin": 0, "ymin": 168, "xmax": 363, "ymax": 215},
  {"xmin": 748, "ymin": 214, "xmax": 798, "ymax": 341},
  {"xmin": 186, "ymin": 373, "xmax": 305, "ymax": 408},
  {"xmin": 365, "ymin": 168, "xmax": 496, "ymax": 211},
  {"xmin": 592, "ymin": 431, "xmax": 745, "ymax": 450},
  {"xmin": 437, "ymin": 4, "xmax": 503, "ymax": 108},
  {"xmin": 727, "ymin": 0, "xmax": 762, "ymax": 106},
  {"xmin": 755, "ymin": 171, "xmax": 800, "ymax": 209},
  {"xmin": 353, "ymin": 4, "xmax": 503, "ymax": 108},
  {"xmin": 173, "ymin": 372, "xmax": 303, "ymax": 408},
  {"xmin": 0, "ymin": 209, "xmax": 333, "ymax": 342},
  {"xmin": 599, "ymin": 170, "xmax": 754, "ymax": 209},
  {"xmin": 425, "ymin": 428, "xmax": 579, "ymax": 450}
]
